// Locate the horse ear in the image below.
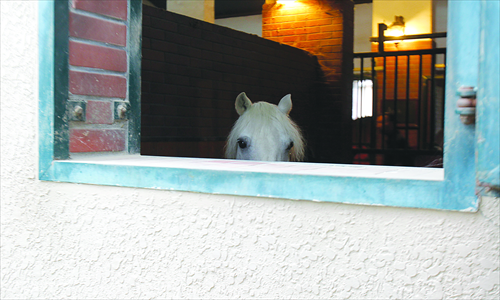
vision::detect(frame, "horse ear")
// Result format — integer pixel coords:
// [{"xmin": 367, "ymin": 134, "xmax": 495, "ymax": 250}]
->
[
  {"xmin": 235, "ymin": 92, "xmax": 252, "ymax": 115},
  {"xmin": 278, "ymin": 94, "xmax": 292, "ymax": 115}
]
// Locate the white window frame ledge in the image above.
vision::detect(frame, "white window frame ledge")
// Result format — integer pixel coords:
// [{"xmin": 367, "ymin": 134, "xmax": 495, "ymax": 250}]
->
[{"xmin": 41, "ymin": 154, "xmax": 471, "ymax": 211}]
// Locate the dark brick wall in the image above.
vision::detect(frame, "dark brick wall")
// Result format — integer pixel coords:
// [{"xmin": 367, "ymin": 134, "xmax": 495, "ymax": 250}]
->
[{"xmin": 142, "ymin": 5, "xmax": 323, "ymax": 160}]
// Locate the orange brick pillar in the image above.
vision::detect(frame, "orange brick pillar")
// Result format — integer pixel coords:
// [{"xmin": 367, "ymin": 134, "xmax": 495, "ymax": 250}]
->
[{"xmin": 262, "ymin": 0, "xmax": 354, "ymax": 163}]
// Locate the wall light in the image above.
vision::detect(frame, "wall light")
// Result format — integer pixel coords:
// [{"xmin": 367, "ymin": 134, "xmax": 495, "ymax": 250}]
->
[
  {"xmin": 386, "ymin": 15, "xmax": 405, "ymax": 37},
  {"xmin": 273, "ymin": 0, "xmax": 304, "ymax": 10},
  {"xmin": 277, "ymin": 0, "xmax": 298, "ymax": 4}
]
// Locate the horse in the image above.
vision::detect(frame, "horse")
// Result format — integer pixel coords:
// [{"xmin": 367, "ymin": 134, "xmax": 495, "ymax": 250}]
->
[{"xmin": 225, "ymin": 92, "xmax": 305, "ymax": 162}]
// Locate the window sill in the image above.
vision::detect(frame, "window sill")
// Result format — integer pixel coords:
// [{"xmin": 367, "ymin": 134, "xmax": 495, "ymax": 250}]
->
[
  {"xmin": 69, "ymin": 154, "xmax": 444, "ymax": 181},
  {"xmin": 40, "ymin": 155, "xmax": 457, "ymax": 211}
]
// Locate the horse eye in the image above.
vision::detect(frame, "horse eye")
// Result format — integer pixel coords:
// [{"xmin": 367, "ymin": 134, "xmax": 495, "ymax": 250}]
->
[
  {"xmin": 237, "ymin": 138, "xmax": 247, "ymax": 149},
  {"xmin": 286, "ymin": 141, "xmax": 294, "ymax": 150}
]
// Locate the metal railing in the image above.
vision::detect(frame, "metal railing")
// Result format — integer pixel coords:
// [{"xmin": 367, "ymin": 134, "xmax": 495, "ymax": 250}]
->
[{"xmin": 352, "ymin": 48, "xmax": 446, "ymax": 166}]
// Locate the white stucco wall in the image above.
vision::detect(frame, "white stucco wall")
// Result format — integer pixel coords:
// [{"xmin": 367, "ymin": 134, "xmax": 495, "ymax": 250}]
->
[
  {"xmin": 168, "ymin": 0, "xmax": 215, "ymax": 23},
  {"xmin": 1, "ymin": 1, "xmax": 499, "ymax": 298},
  {"xmin": 215, "ymin": 14, "xmax": 263, "ymax": 37},
  {"xmin": 354, "ymin": 3, "xmax": 373, "ymax": 53},
  {"xmin": 433, "ymin": 0, "xmax": 448, "ymax": 48}
]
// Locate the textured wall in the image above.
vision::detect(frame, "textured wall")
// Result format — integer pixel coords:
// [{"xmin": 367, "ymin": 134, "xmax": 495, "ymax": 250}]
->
[{"xmin": 1, "ymin": 1, "xmax": 499, "ymax": 299}]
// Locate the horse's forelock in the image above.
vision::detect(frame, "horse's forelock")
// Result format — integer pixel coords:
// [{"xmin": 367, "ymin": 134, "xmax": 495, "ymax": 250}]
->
[{"xmin": 225, "ymin": 102, "xmax": 305, "ymax": 161}]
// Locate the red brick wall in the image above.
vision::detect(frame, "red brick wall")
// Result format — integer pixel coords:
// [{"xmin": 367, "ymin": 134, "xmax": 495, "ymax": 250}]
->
[
  {"xmin": 142, "ymin": 5, "xmax": 322, "ymax": 160},
  {"xmin": 262, "ymin": 0, "xmax": 354, "ymax": 163},
  {"xmin": 68, "ymin": 0, "xmax": 129, "ymax": 153}
]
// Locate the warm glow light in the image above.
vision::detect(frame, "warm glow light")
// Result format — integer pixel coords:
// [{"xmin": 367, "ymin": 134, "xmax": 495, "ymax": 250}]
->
[
  {"xmin": 385, "ymin": 27, "xmax": 404, "ymax": 37},
  {"xmin": 275, "ymin": 0, "xmax": 306, "ymax": 10},
  {"xmin": 386, "ymin": 16, "xmax": 405, "ymax": 37},
  {"xmin": 277, "ymin": 0, "xmax": 297, "ymax": 4},
  {"xmin": 383, "ymin": 16, "xmax": 405, "ymax": 46}
]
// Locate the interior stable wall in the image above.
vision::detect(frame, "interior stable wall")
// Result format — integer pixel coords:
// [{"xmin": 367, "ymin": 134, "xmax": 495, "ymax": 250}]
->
[
  {"xmin": 142, "ymin": 5, "xmax": 321, "ymax": 159},
  {"xmin": 1, "ymin": 1, "xmax": 499, "ymax": 299}
]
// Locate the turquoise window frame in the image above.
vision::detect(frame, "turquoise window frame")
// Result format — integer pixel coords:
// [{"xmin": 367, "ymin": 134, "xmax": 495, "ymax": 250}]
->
[{"xmin": 39, "ymin": 0, "xmax": 495, "ymax": 212}]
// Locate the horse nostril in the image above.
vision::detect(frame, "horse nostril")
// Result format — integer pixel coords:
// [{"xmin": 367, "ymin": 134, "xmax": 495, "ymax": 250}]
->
[{"xmin": 237, "ymin": 138, "xmax": 247, "ymax": 149}]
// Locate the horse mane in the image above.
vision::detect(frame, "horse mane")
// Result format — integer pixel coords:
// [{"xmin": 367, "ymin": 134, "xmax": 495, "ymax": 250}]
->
[{"xmin": 225, "ymin": 101, "xmax": 305, "ymax": 161}]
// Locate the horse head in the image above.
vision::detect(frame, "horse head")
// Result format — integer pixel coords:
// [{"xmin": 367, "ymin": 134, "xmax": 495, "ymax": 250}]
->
[{"xmin": 225, "ymin": 92, "xmax": 305, "ymax": 162}]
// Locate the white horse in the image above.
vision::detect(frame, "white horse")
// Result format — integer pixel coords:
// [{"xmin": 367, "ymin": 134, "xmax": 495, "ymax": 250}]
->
[{"xmin": 225, "ymin": 92, "xmax": 305, "ymax": 161}]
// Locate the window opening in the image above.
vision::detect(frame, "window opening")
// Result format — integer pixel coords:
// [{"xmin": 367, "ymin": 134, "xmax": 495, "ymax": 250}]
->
[
  {"xmin": 38, "ymin": 0, "xmax": 491, "ymax": 211},
  {"xmin": 140, "ymin": 1, "xmax": 351, "ymax": 163},
  {"xmin": 352, "ymin": 79, "xmax": 373, "ymax": 120},
  {"xmin": 140, "ymin": 1, "xmax": 447, "ymax": 168}
]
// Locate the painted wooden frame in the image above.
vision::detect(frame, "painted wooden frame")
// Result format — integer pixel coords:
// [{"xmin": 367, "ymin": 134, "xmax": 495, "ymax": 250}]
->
[
  {"xmin": 476, "ymin": 0, "xmax": 500, "ymax": 192},
  {"xmin": 40, "ymin": 0, "xmax": 494, "ymax": 211}
]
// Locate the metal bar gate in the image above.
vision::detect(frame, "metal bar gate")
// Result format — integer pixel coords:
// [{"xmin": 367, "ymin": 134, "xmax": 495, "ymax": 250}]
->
[{"xmin": 352, "ymin": 48, "xmax": 446, "ymax": 167}]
